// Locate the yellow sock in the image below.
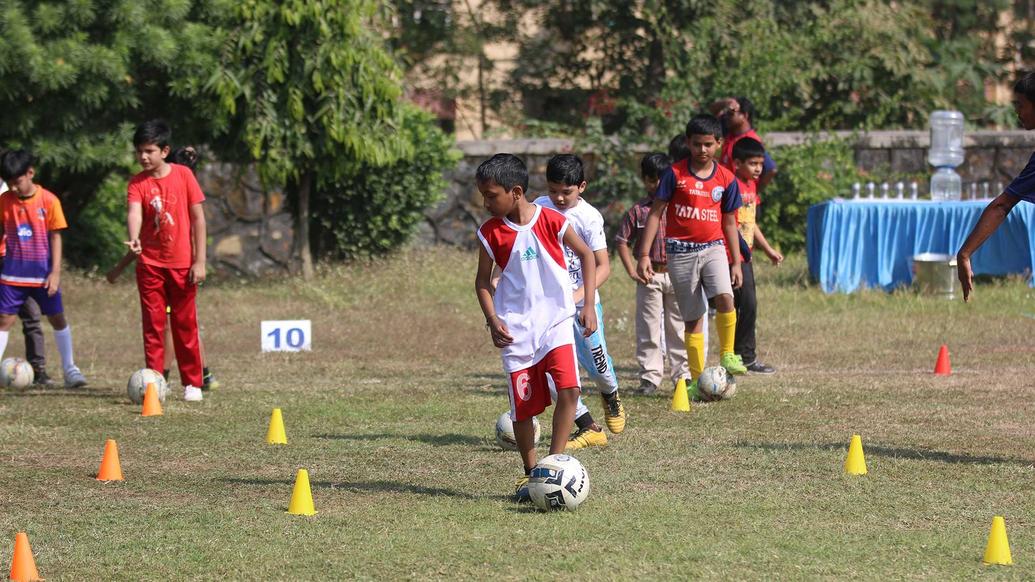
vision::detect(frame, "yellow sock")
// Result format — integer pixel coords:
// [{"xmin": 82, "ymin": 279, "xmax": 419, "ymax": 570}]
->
[
  {"xmin": 716, "ymin": 310, "xmax": 737, "ymax": 355},
  {"xmin": 684, "ymin": 332, "xmax": 705, "ymax": 380}
]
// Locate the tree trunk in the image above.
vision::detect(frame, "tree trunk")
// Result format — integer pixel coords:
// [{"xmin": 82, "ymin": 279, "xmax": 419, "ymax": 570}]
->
[{"xmin": 294, "ymin": 172, "xmax": 315, "ymax": 280}]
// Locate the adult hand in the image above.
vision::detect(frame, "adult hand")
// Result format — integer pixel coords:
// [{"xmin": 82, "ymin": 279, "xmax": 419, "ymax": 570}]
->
[{"xmin": 958, "ymin": 255, "xmax": 974, "ymax": 302}]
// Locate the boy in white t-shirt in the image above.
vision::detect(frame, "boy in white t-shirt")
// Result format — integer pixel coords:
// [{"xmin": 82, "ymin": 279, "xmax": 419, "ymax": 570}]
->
[
  {"xmin": 474, "ymin": 153, "xmax": 598, "ymax": 502},
  {"xmin": 537, "ymin": 155, "xmax": 627, "ymax": 449}
]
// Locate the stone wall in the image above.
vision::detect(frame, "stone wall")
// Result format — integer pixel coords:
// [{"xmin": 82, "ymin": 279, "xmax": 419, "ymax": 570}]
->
[{"xmin": 198, "ymin": 131, "xmax": 1035, "ymax": 275}]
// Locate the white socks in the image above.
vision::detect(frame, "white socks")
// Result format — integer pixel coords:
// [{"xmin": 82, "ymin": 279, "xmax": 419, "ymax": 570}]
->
[
  {"xmin": 0, "ymin": 330, "xmax": 8, "ymax": 360},
  {"xmin": 53, "ymin": 326, "xmax": 75, "ymax": 373}
]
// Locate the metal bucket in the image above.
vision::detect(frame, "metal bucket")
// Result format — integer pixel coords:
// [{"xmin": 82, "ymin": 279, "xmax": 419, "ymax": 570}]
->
[{"xmin": 913, "ymin": 253, "xmax": 958, "ymax": 299}]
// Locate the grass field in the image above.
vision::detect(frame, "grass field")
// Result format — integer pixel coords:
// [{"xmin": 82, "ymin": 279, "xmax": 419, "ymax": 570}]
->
[{"xmin": 2, "ymin": 248, "xmax": 1035, "ymax": 580}]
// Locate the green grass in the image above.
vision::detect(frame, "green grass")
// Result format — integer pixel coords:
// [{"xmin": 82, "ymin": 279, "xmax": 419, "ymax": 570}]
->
[{"xmin": 2, "ymin": 249, "xmax": 1035, "ymax": 580}]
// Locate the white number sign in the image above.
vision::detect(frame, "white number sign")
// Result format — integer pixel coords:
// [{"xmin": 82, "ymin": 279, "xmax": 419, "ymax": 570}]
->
[{"xmin": 261, "ymin": 320, "xmax": 312, "ymax": 352}]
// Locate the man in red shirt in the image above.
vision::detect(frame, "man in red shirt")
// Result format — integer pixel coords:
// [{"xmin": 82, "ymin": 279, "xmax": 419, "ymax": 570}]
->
[
  {"xmin": 126, "ymin": 120, "xmax": 207, "ymax": 402},
  {"xmin": 715, "ymin": 96, "xmax": 778, "ymax": 191}
]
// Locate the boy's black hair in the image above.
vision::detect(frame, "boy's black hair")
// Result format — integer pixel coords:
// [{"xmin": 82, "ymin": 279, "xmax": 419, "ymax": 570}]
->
[
  {"xmin": 732, "ymin": 137, "xmax": 766, "ymax": 162},
  {"xmin": 133, "ymin": 119, "xmax": 172, "ymax": 149},
  {"xmin": 668, "ymin": 134, "xmax": 691, "ymax": 162},
  {"xmin": 170, "ymin": 146, "xmax": 200, "ymax": 172},
  {"xmin": 1013, "ymin": 72, "xmax": 1035, "ymax": 103},
  {"xmin": 686, "ymin": 114, "xmax": 723, "ymax": 140},
  {"xmin": 640, "ymin": 153, "xmax": 671, "ymax": 180},
  {"xmin": 546, "ymin": 154, "xmax": 585, "ymax": 186},
  {"xmin": 734, "ymin": 95, "xmax": 756, "ymax": 125},
  {"xmin": 0, "ymin": 149, "xmax": 34, "ymax": 182},
  {"xmin": 476, "ymin": 153, "xmax": 528, "ymax": 193}
]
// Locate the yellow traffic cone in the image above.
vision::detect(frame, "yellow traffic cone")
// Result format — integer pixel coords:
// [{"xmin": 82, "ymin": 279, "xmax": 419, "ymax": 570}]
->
[
  {"xmin": 844, "ymin": 434, "xmax": 867, "ymax": 475},
  {"xmin": 671, "ymin": 378, "xmax": 691, "ymax": 412},
  {"xmin": 266, "ymin": 408, "xmax": 287, "ymax": 445},
  {"xmin": 983, "ymin": 516, "xmax": 1013, "ymax": 565},
  {"xmin": 287, "ymin": 468, "xmax": 316, "ymax": 516}
]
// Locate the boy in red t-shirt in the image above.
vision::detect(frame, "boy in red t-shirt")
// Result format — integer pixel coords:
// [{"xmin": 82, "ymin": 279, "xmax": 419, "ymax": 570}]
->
[
  {"xmin": 0, "ymin": 150, "xmax": 87, "ymax": 388},
  {"xmin": 636, "ymin": 114, "xmax": 745, "ymax": 399},
  {"xmin": 125, "ymin": 120, "xmax": 207, "ymax": 402}
]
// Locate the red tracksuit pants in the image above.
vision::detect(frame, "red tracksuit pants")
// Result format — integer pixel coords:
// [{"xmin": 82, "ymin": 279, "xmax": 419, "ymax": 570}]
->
[{"xmin": 136, "ymin": 262, "xmax": 203, "ymax": 387}]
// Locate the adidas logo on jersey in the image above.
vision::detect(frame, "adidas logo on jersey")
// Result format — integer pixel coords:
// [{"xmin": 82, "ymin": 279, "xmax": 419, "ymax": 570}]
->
[{"xmin": 520, "ymin": 247, "xmax": 539, "ymax": 261}]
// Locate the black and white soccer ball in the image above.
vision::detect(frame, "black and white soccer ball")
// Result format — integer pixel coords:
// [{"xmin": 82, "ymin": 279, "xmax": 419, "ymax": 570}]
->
[
  {"xmin": 528, "ymin": 454, "xmax": 590, "ymax": 512},
  {"xmin": 697, "ymin": 366, "xmax": 735, "ymax": 401},
  {"xmin": 0, "ymin": 357, "xmax": 33, "ymax": 389},
  {"xmin": 127, "ymin": 368, "xmax": 168, "ymax": 404},
  {"xmin": 495, "ymin": 412, "xmax": 541, "ymax": 451}
]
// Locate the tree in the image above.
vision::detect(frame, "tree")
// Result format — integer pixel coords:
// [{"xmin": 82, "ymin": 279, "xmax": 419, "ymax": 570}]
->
[
  {"xmin": 0, "ymin": 0, "xmax": 228, "ymax": 221},
  {"xmin": 206, "ymin": 0, "xmax": 415, "ymax": 279}
]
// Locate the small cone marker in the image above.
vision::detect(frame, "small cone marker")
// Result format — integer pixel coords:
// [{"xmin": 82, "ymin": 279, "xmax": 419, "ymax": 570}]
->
[
  {"xmin": 9, "ymin": 532, "xmax": 40, "ymax": 582},
  {"xmin": 671, "ymin": 378, "xmax": 691, "ymax": 412},
  {"xmin": 141, "ymin": 383, "xmax": 163, "ymax": 417},
  {"xmin": 844, "ymin": 434, "xmax": 867, "ymax": 475},
  {"xmin": 287, "ymin": 468, "xmax": 317, "ymax": 515},
  {"xmin": 96, "ymin": 439, "xmax": 124, "ymax": 481},
  {"xmin": 266, "ymin": 408, "xmax": 287, "ymax": 445},
  {"xmin": 983, "ymin": 516, "xmax": 1013, "ymax": 566},
  {"xmin": 934, "ymin": 344, "xmax": 951, "ymax": 376}
]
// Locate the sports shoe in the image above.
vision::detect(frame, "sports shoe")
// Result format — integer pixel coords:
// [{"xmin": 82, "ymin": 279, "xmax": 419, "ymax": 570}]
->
[
  {"xmin": 637, "ymin": 379, "xmax": 658, "ymax": 396},
  {"xmin": 720, "ymin": 351, "xmax": 747, "ymax": 375},
  {"xmin": 183, "ymin": 385, "xmax": 204, "ymax": 402},
  {"xmin": 565, "ymin": 424, "xmax": 608, "ymax": 450},
  {"xmin": 687, "ymin": 379, "xmax": 705, "ymax": 402},
  {"xmin": 745, "ymin": 361, "xmax": 776, "ymax": 374},
  {"xmin": 33, "ymin": 369, "xmax": 55, "ymax": 387},
  {"xmin": 202, "ymin": 371, "xmax": 221, "ymax": 391},
  {"xmin": 63, "ymin": 366, "xmax": 87, "ymax": 389},
  {"xmin": 514, "ymin": 475, "xmax": 531, "ymax": 503},
  {"xmin": 601, "ymin": 393, "xmax": 627, "ymax": 434}
]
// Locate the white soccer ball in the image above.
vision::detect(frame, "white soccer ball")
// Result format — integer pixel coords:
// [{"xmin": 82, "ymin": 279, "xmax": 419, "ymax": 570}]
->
[
  {"xmin": 495, "ymin": 412, "xmax": 541, "ymax": 451},
  {"xmin": 528, "ymin": 454, "xmax": 591, "ymax": 512},
  {"xmin": 127, "ymin": 368, "xmax": 168, "ymax": 404},
  {"xmin": 0, "ymin": 357, "xmax": 33, "ymax": 389},
  {"xmin": 697, "ymin": 366, "xmax": 734, "ymax": 401}
]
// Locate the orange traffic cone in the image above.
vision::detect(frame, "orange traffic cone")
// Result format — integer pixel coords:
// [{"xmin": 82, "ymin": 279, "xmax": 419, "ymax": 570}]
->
[
  {"xmin": 9, "ymin": 532, "xmax": 40, "ymax": 582},
  {"xmin": 96, "ymin": 439, "xmax": 124, "ymax": 481},
  {"xmin": 141, "ymin": 383, "xmax": 163, "ymax": 417},
  {"xmin": 934, "ymin": 344, "xmax": 951, "ymax": 376}
]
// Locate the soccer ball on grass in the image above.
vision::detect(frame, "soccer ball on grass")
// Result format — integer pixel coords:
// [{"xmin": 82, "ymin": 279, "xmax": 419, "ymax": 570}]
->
[
  {"xmin": 528, "ymin": 454, "xmax": 590, "ymax": 511},
  {"xmin": 495, "ymin": 412, "xmax": 541, "ymax": 450},
  {"xmin": 0, "ymin": 357, "xmax": 33, "ymax": 389},
  {"xmin": 127, "ymin": 368, "xmax": 168, "ymax": 404},
  {"xmin": 697, "ymin": 366, "xmax": 736, "ymax": 401}
]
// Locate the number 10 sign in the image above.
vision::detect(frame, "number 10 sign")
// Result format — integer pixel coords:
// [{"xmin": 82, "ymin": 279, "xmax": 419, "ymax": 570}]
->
[{"xmin": 261, "ymin": 320, "xmax": 312, "ymax": 352}]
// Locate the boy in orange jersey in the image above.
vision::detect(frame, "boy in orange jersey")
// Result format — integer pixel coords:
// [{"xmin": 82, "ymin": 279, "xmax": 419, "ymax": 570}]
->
[
  {"xmin": 636, "ymin": 114, "xmax": 746, "ymax": 400},
  {"xmin": 126, "ymin": 120, "xmax": 207, "ymax": 402},
  {"xmin": 0, "ymin": 150, "xmax": 87, "ymax": 388}
]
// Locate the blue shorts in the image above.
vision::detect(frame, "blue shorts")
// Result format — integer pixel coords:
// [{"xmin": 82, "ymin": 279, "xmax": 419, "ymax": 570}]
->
[{"xmin": 0, "ymin": 284, "xmax": 63, "ymax": 316}]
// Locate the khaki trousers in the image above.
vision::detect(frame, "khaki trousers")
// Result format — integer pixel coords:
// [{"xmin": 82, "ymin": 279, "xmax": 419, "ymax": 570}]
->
[{"xmin": 635, "ymin": 271, "xmax": 690, "ymax": 388}]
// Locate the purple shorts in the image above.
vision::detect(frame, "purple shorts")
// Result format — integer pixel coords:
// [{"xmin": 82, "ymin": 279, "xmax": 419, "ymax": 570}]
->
[{"xmin": 0, "ymin": 284, "xmax": 63, "ymax": 316}]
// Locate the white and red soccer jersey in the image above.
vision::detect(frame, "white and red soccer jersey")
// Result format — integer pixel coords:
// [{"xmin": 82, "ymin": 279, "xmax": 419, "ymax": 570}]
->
[{"xmin": 478, "ymin": 205, "xmax": 576, "ymax": 373}]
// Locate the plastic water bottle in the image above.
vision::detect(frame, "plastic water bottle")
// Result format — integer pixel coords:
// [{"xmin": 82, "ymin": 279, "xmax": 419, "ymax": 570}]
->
[
  {"xmin": 928, "ymin": 110, "xmax": 965, "ymax": 202},
  {"xmin": 930, "ymin": 168, "xmax": 962, "ymax": 201}
]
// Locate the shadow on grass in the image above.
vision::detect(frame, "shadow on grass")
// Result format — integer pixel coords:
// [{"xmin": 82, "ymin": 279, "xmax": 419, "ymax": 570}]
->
[
  {"xmin": 220, "ymin": 477, "xmax": 487, "ymax": 499},
  {"xmin": 2, "ymin": 388, "xmax": 115, "ymax": 399},
  {"xmin": 313, "ymin": 432, "xmax": 491, "ymax": 448},
  {"xmin": 736, "ymin": 441, "xmax": 1033, "ymax": 467}
]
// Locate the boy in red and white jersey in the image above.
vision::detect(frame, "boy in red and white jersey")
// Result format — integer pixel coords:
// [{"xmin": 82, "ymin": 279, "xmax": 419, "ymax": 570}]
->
[
  {"xmin": 636, "ymin": 114, "xmax": 746, "ymax": 400},
  {"xmin": 474, "ymin": 153, "xmax": 598, "ymax": 502}
]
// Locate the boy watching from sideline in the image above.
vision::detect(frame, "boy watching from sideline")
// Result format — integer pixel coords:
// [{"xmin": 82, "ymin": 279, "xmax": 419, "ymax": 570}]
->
[
  {"xmin": 537, "ymin": 154, "xmax": 627, "ymax": 447},
  {"xmin": 474, "ymin": 153, "xmax": 597, "ymax": 502},
  {"xmin": 958, "ymin": 72, "xmax": 1035, "ymax": 301},
  {"xmin": 636, "ymin": 114, "xmax": 746, "ymax": 400},
  {"xmin": 717, "ymin": 96, "xmax": 778, "ymax": 191},
  {"xmin": 109, "ymin": 146, "xmax": 219, "ymax": 391},
  {"xmin": 730, "ymin": 138, "xmax": 783, "ymax": 374},
  {"xmin": 615, "ymin": 152, "xmax": 690, "ymax": 396},
  {"xmin": 0, "ymin": 150, "xmax": 87, "ymax": 388},
  {"xmin": 126, "ymin": 120, "xmax": 207, "ymax": 402}
]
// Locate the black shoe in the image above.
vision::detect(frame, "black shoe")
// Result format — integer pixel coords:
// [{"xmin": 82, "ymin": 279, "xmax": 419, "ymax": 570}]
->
[
  {"xmin": 745, "ymin": 361, "xmax": 776, "ymax": 374},
  {"xmin": 637, "ymin": 379, "xmax": 658, "ymax": 396},
  {"xmin": 32, "ymin": 369, "xmax": 55, "ymax": 387}
]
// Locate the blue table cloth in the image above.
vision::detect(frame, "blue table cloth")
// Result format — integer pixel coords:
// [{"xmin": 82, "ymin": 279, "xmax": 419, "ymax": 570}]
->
[{"xmin": 806, "ymin": 199, "xmax": 1035, "ymax": 293}]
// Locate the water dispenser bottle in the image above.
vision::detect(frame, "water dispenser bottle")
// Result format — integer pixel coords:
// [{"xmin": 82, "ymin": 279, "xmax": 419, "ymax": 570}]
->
[{"xmin": 928, "ymin": 110, "xmax": 964, "ymax": 201}]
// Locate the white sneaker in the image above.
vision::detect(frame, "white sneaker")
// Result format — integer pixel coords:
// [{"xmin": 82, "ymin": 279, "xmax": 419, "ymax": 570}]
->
[
  {"xmin": 64, "ymin": 366, "xmax": 87, "ymax": 388},
  {"xmin": 183, "ymin": 385, "xmax": 204, "ymax": 402}
]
